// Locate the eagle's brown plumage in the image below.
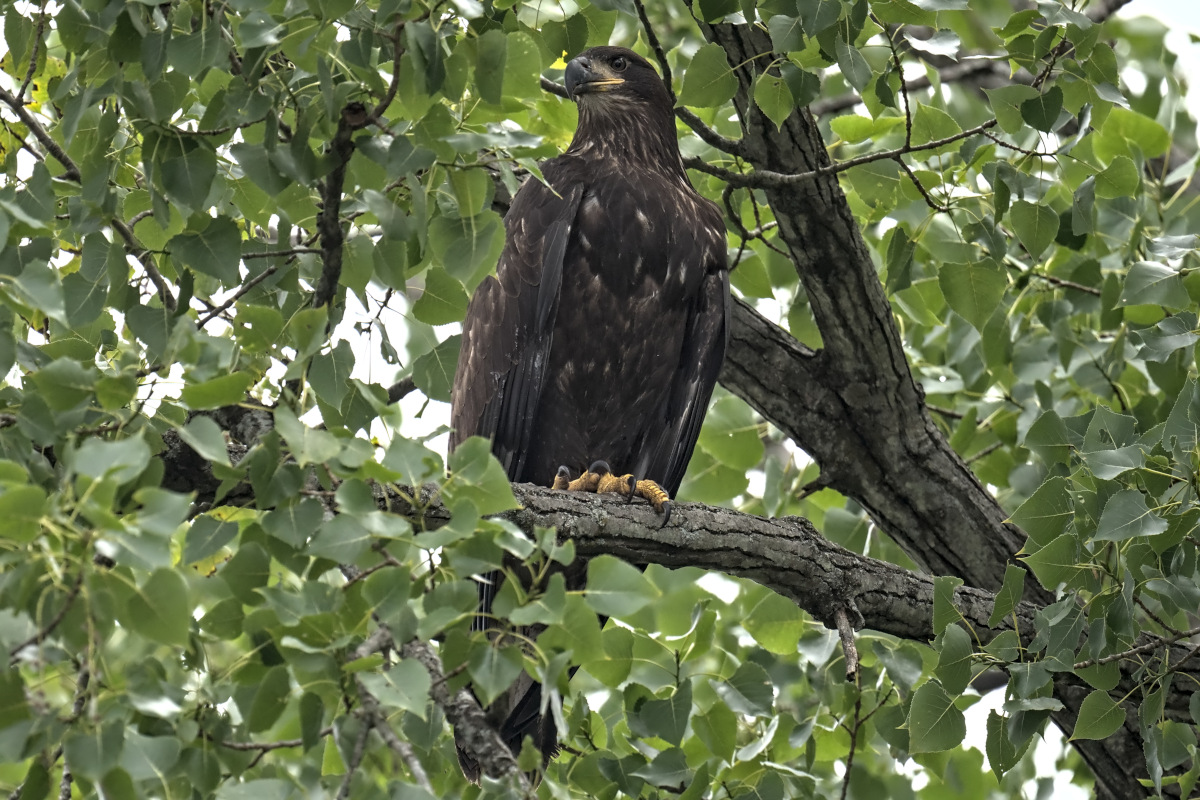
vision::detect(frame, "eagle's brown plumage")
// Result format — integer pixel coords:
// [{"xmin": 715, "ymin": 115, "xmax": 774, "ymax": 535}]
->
[{"xmin": 449, "ymin": 45, "xmax": 728, "ymax": 780}]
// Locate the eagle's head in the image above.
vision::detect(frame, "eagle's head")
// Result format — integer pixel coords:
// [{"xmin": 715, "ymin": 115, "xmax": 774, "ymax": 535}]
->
[
  {"xmin": 564, "ymin": 46, "xmax": 671, "ymax": 111},
  {"xmin": 561, "ymin": 45, "xmax": 682, "ymax": 171}
]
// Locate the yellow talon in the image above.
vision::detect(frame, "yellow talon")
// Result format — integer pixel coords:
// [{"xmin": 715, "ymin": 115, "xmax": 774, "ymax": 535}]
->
[{"xmin": 548, "ymin": 463, "xmax": 672, "ymax": 524}]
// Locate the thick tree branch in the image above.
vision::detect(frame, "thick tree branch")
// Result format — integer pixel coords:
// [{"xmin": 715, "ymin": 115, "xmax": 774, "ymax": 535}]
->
[{"xmin": 693, "ymin": 15, "xmax": 1158, "ymax": 795}]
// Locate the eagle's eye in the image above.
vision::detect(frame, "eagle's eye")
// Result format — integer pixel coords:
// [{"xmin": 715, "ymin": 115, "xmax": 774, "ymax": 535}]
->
[{"xmin": 611, "ymin": 56, "xmax": 628, "ymax": 71}]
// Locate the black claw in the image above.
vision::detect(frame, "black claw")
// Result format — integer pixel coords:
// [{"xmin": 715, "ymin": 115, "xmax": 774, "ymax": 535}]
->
[
  {"xmin": 626, "ymin": 475, "xmax": 637, "ymax": 501},
  {"xmin": 557, "ymin": 465, "xmax": 572, "ymax": 480},
  {"xmin": 588, "ymin": 460, "xmax": 611, "ymax": 476},
  {"xmin": 659, "ymin": 501, "xmax": 672, "ymax": 528}
]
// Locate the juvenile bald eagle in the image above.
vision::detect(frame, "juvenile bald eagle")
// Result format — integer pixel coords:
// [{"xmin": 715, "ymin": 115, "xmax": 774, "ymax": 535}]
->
[{"xmin": 449, "ymin": 45, "xmax": 729, "ymax": 779}]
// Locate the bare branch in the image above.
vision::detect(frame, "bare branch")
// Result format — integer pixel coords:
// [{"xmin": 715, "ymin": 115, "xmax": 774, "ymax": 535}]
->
[
  {"xmin": 198, "ymin": 263, "xmax": 283, "ymax": 328},
  {"xmin": 0, "ymin": 85, "xmax": 80, "ymax": 181},
  {"xmin": 16, "ymin": 1, "xmax": 48, "ymax": 103},
  {"xmin": 1074, "ymin": 624, "xmax": 1200, "ymax": 670},
  {"xmin": 9, "ymin": 570, "xmax": 86, "ymax": 665},
  {"xmin": 685, "ymin": 118, "xmax": 999, "ymax": 188}
]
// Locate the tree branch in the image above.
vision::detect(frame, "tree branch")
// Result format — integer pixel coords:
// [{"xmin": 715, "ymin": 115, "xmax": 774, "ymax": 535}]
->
[{"xmin": 8, "ymin": 569, "xmax": 86, "ymax": 665}]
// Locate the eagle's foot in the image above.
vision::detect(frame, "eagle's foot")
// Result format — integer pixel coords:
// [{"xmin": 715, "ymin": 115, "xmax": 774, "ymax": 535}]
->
[{"xmin": 551, "ymin": 462, "xmax": 672, "ymax": 526}]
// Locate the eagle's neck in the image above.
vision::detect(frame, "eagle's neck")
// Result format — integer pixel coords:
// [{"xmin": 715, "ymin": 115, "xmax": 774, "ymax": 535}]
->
[{"xmin": 567, "ymin": 100, "xmax": 688, "ymax": 183}]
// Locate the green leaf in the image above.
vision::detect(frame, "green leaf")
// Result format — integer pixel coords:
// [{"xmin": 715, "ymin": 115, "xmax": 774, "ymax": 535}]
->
[
  {"xmin": 467, "ymin": 643, "xmax": 524, "ymax": 706},
  {"xmin": 767, "ymin": 15, "xmax": 804, "ymax": 53},
  {"xmin": 444, "ymin": 436, "xmax": 518, "ymax": 516},
  {"xmin": 697, "ymin": 395, "xmax": 763, "ymax": 470},
  {"xmin": 170, "ymin": 215, "xmax": 241, "ymax": 285},
  {"xmin": 184, "ymin": 515, "xmax": 239, "ymax": 564},
  {"xmin": 679, "ymin": 44, "xmax": 737, "ymax": 108},
  {"xmin": 219, "ymin": 542, "xmax": 271, "ymax": 605},
  {"xmin": 1020, "ymin": 86, "xmax": 1063, "ymax": 131},
  {"xmin": 631, "ymin": 681, "xmax": 692, "ymax": 746},
  {"xmin": 1117, "ymin": 261, "xmax": 1186, "ymax": 308},
  {"xmin": 753, "ymin": 73, "xmax": 794, "ymax": 130},
  {"xmin": 247, "ymin": 666, "xmax": 291, "ymax": 733},
  {"xmin": 412, "ymin": 334, "xmax": 460, "ymax": 403},
  {"xmin": 1094, "ymin": 155, "xmax": 1139, "ymax": 199},
  {"xmin": 178, "ymin": 416, "xmax": 233, "ymax": 467},
  {"xmin": 1070, "ymin": 689, "xmax": 1125, "ymax": 740},
  {"xmin": 1095, "ymin": 106, "xmax": 1170, "ymax": 160},
  {"xmin": 933, "ymin": 575, "xmax": 963, "ymax": 634},
  {"xmin": 238, "ymin": 11, "xmax": 285, "ymax": 48},
  {"xmin": 180, "ymin": 372, "xmax": 256, "ymax": 410},
  {"xmin": 935, "ymin": 624, "xmax": 974, "ymax": 695},
  {"xmin": 585, "ymin": 554, "xmax": 661, "ymax": 618},
  {"xmin": 988, "ymin": 565, "xmax": 1027, "ymax": 627},
  {"xmin": 29, "ymin": 357, "xmax": 95, "ymax": 411},
  {"xmin": 307, "ymin": 514, "xmax": 372, "ymax": 562},
  {"xmin": 357, "ymin": 659, "xmax": 431, "ymax": 719},
  {"xmin": 120, "ymin": 731, "xmax": 181, "ymax": 781},
  {"xmin": 907, "ymin": 680, "xmax": 966, "ymax": 753},
  {"xmin": 630, "ymin": 748, "xmax": 690, "ymax": 787},
  {"xmin": 0, "ymin": 484, "xmax": 46, "ymax": 543},
  {"xmin": 835, "ymin": 38, "xmax": 871, "ymax": 92},
  {"xmin": 986, "ymin": 85, "xmax": 1040, "ymax": 134},
  {"xmin": 0, "ymin": 670, "xmax": 30, "ymax": 729},
  {"xmin": 449, "ymin": 169, "xmax": 492, "ymax": 218},
  {"xmin": 309, "ymin": 340, "xmax": 354, "ymax": 409},
  {"xmin": 938, "ymin": 260, "xmax": 1006, "ymax": 331},
  {"xmin": 798, "ymin": 0, "xmax": 842, "ymax": 34},
  {"xmin": 63, "ymin": 722, "xmax": 125, "ymax": 781},
  {"xmin": 710, "ymin": 661, "xmax": 773, "ymax": 717},
  {"xmin": 199, "ymin": 597, "xmax": 244, "ymax": 640},
  {"xmin": 126, "ymin": 568, "xmax": 191, "ymax": 647},
  {"xmin": 1093, "ymin": 489, "xmax": 1168, "ymax": 541},
  {"xmin": 1009, "ymin": 476, "xmax": 1072, "ymax": 548},
  {"xmin": 475, "ymin": 29, "xmax": 507, "ymax": 105},
  {"xmin": 159, "ymin": 144, "xmax": 216, "ymax": 213},
  {"xmin": 73, "ymin": 436, "xmax": 151, "ymax": 485},
  {"xmin": 412, "ymin": 268, "xmax": 469, "ymax": 326},
  {"xmin": 1081, "ymin": 445, "xmax": 1144, "ymax": 480},
  {"xmin": 1020, "ymin": 533, "xmax": 1084, "ymax": 591},
  {"xmin": 742, "ymin": 584, "xmax": 805, "ymax": 655},
  {"xmin": 1009, "ymin": 201, "xmax": 1059, "ymax": 258},
  {"xmin": 986, "ymin": 711, "xmax": 1027, "ymax": 780}
]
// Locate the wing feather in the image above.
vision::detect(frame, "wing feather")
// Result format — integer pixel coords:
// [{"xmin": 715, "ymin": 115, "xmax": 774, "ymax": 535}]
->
[{"xmin": 450, "ymin": 172, "xmax": 585, "ymax": 480}]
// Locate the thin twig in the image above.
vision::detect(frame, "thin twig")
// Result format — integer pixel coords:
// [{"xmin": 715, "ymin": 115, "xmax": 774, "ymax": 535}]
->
[
  {"xmin": 243, "ymin": 247, "xmax": 322, "ymax": 259},
  {"xmin": 0, "ymin": 85, "xmax": 80, "ymax": 181},
  {"xmin": 1074, "ymin": 624, "xmax": 1200, "ymax": 670},
  {"xmin": 110, "ymin": 218, "xmax": 176, "ymax": 312},
  {"xmin": 633, "ymin": 0, "xmax": 673, "ymax": 97},
  {"xmin": 213, "ymin": 728, "xmax": 332, "ymax": 751},
  {"xmin": 369, "ymin": 710, "xmax": 435, "ymax": 793},
  {"xmin": 1136, "ymin": 597, "xmax": 1186, "ymax": 637},
  {"xmin": 895, "ymin": 157, "xmax": 949, "ymax": 213},
  {"xmin": 335, "ymin": 715, "xmax": 372, "ymax": 800},
  {"xmin": 683, "ymin": 119, "xmax": 1000, "ymax": 189},
  {"xmin": 370, "ymin": 22, "xmax": 406, "ymax": 123},
  {"xmin": 356, "ymin": 676, "xmax": 435, "ymax": 794},
  {"xmin": 197, "ymin": 263, "xmax": 282, "ymax": 327},
  {"xmin": 342, "ymin": 553, "xmax": 404, "ymax": 588},
  {"xmin": 839, "ymin": 693, "xmax": 862, "ymax": 800},
  {"xmin": 16, "ymin": 0, "xmax": 48, "ymax": 103},
  {"xmin": 965, "ymin": 440, "xmax": 1003, "ymax": 464},
  {"xmin": 9, "ymin": 570, "xmax": 86, "ymax": 664}
]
